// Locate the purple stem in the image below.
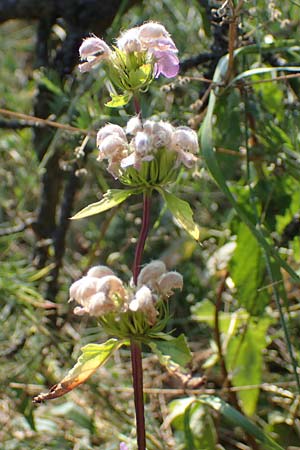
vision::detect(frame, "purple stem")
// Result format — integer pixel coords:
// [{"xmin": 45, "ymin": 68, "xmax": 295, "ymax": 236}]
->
[
  {"xmin": 131, "ymin": 190, "xmax": 151, "ymax": 450},
  {"xmin": 133, "ymin": 95, "xmax": 141, "ymax": 115},
  {"xmin": 130, "ymin": 95, "xmax": 150, "ymax": 450},
  {"xmin": 130, "ymin": 340, "xmax": 146, "ymax": 450},
  {"xmin": 133, "ymin": 191, "xmax": 151, "ymax": 285}
]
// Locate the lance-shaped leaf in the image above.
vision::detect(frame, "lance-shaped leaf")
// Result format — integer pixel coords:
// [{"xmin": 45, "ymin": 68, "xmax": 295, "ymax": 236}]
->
[
  {"xmin": 71, "ymin": 189, "xmax": 136, "ymax": 220},
  {"xmin": 159, "ymin": 189, "xmax": 200, "ymax": 241},
  {"xmin": 149, "ymin": 334, "xmax": 192, "ymax": 371},
  {"xmin": 33, "ymin": 339, "xmax": 124, "ymax": 403}
]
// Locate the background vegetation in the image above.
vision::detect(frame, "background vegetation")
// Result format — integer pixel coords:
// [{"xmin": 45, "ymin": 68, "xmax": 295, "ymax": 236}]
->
[{"xmin": 1, "ymin": 1, "xmax": 300, "ymax": 449}]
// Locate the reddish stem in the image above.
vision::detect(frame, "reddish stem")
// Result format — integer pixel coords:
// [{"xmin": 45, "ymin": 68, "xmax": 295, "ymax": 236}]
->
[
  {"xmin": 130, "ymin": 95, "xmax": 150, "ymax": 450},
  {"xmin": 130, "ymin": 341, "xmax": 146, "ymax": 450},
  {"xmin": 133, "ymin": 191, "xmax": 151, "ymax": 285},
  {"xmin": 130, "ymin": 190, "xmax": 151, "ymax": 450}
]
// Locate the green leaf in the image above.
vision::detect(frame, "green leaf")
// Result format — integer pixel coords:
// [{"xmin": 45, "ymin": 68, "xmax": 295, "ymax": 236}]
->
[
  {"xmin": 184, "ymin": 402, "xmax": 217, "ymax": 450},
  {"xmin": 159, "ymin": 189, "xmax": 200, "ymax": 241},
  {"xmin": 200, "ymin": 49, "xmax": 300, "ymax": 282},
  {"xmin": 198, "ymin": 395, "xmax": 284, "ymax": 450},
  {"xmin": 129, "ymin": 64, "xmax": 152, "ymax": 87},
  {"xmin": 230, "ymin": 223, "xmax": 268, "ymax": 314},
  {"xmin": 33, "ymin": 339, "xmax": 123, "ymax": 402},
  {"xmin": 105, "ymin": 92, "xmax": 132, "ymax": 107},
  {"xmin": 149, "ymin": 334, "xmax": 192, "ymax": 370},
  {"xmin": 226, "ymin": 317, "xmax": 271, "ymax": 416},
  {"xmin": 191, "ymin": 298, "xmax": 249, "ymax": 333},
  {"xmin": 71, "ymin": 189, "xmax": 135, "ymax": 220}
]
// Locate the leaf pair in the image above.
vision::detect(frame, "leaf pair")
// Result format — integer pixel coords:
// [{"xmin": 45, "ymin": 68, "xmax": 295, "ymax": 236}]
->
[{"xmin": 71, "ymin": 187, "xmax": 200, "ymax": 241}]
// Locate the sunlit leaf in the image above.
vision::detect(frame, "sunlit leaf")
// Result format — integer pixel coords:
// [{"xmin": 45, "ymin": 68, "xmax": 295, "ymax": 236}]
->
[
  {"xmin": 33, "ymin": 339, "xmax": 123, "ymax": 403},
  {"xmin": 71, "ymin": 189, "xmax": 136, "ymax": 220},
  {"xmin": 159, "ymin": 189, "xmax": 200, "ymax": 241},
  {"xmin": 149, "ymin": 334, "xmax": 192, "ymax": 370},
  {"xmin": 105, "ymin": 92, "xmax": 132, "ymax": 107},
  {"xmin": 226, "ymin": 317, "xmax": 272, "ymax": 416}
]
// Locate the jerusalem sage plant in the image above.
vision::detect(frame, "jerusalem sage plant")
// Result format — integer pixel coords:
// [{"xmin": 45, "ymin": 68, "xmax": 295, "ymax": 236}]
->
[
  {"xmin": 32, "ymin": 20, "xmax": 289, "ymax": 450},
  {"xmin": 33, "ymin": 22, "xmax": 199, "ymax": 450}
]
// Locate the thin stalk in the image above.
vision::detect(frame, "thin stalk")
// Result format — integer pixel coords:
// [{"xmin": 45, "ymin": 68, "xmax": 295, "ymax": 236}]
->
[
  {"xmin": 133, "ymin": 191, "xmax": 151, "ymax": 285},
  {"xmin": 131, "ymin": 340, "xmax": 146, "ymax": 450},
  {"xmin": 131, "ymin": 190, "xmax": 152, "ymax": 450}
]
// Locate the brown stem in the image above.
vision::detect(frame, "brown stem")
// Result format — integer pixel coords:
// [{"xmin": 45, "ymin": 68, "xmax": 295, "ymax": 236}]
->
[{"xmin": 130, "ymin": 341, "xmax": 146, "ymax": 450}]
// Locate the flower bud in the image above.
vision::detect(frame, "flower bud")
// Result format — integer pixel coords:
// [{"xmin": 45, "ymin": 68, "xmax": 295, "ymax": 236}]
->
[
  {"xmin": 97, "ymin": 275, "xmax": 127, "ymax": 301},
  {"xmin": 88, "ymin": 292, "xmax": 115, "ymax": 316},
  {"xmin": 97, "ymin": 124, "xmax": 126, "ymax": 147},
  {"xmin": 87, "ymin": 265, "xmax": 115, "ymax": 278},
  {"xmin": 144, "ymin": 120, "xmax": 173, "ymax": 148},
  {"xmin": 79, "ymin": 37, "xmax": 111, "ymax": 73},
  {"xmin": 139, "ymin": 22, "xmax": 170, "ymax": 41},
  {"xmin": 117, "ymin": 27, "xmax": 142, "ymax": 53},
  {"xmin": 97, "ymin": 135, "xmax": 127, "ymax": 161},
  {"xmin": 69, "ymin": 276, "xmax": 100, "ymax": 303},
  {"xmin": 129, "ymin": 285, "xmax": 157, "ymax": 325},
  {"xmin": 157, "ymin": 271, "xmax": 183, "ymax": 297},
  {"xmin": 137, "ymin": 260, "xmax": 166, "ymax": 289},
  {"xmin": 171, "ymin": 127, "xmax": 199, "ymax": 154},
  {"xmin": 126, "ymin": 116, "xmax": 143, "ymax": 135},
  {"xmin": 134, "ymin": 132, "xmax": 151, "ymax": 156}
]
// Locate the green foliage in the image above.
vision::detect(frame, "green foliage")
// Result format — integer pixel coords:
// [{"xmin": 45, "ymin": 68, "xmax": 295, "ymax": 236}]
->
[
  {"xmin": 71, "ymin": 189, "xmax": 137, "ymax": 219},
  {"xmin": 226, "ymin": 317, "xmax": 272, "ymax": 416},
  {"xmin": 230, "ymin": 223, "xmax": 268, "ymax": 315},
  {"xmin": 149, "ymin": 333, "xmax": 192, "ymax": 371},
  {"xmin": 159, "ymin": 189, "xmax": 200, "ymax": 240}
]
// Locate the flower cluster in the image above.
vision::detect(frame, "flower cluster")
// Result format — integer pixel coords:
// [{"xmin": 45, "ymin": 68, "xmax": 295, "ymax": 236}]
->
[
  {"xmin": 79, "ymin": 22, "xmax": 179, "ymax": 98},
  {"xmin": 69, "ymin": 261, "xmax": 183, "ymax": 327},
  {"xmin": 96, "ymin": 117, "xmax": 199, "ymax": 182}
]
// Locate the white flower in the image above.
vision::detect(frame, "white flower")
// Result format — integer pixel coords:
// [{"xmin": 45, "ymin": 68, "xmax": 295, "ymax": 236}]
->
[
  {"xmin": 87, "ymin": 265, "xmax": 115, "ymax": 278},
  {"xmin": 69, "ymin": 276, "xmax": 100, "ymax": 303},
  {"xmin": 171, "ymin": 127, "xmax": 199, "ymax": 154},
  {"xmin": 134, "ymin": 131, "xmax": 151, "ymax": 156},
  {"xmin": 117, "ymin": 27, "xmax": 142, "ymax": 53},
  {"xmin": 129, "ymin": 285, "xmax": 157, "ymax": 325},
  {"xmin": 97, "ymin": 135, "xmax": 127, "ymax": 161},
  {"xmin": 97, "ymin": 124, "xmax": 126, "ymax": 146},
  {"xmin": 69, "ymin": 272, "xmax": 126, "ymax": 317},
  {"xmin": 144, "ymin": 120, "xmax": 174, "ymax": 148},
  {"xmin": 157, "ymin": 271, "xmax": 183, "ymax": 297},
  {"xmin": 79, "ymin": 36, "xmax": 111, "ymax": 73},
  {"xmin": 126, "ymin": 116, "xmax": 143, "ymax": 135},
  {"xmin": 137, "ymin": 260, "xmax": 166, "ymax": 289}
]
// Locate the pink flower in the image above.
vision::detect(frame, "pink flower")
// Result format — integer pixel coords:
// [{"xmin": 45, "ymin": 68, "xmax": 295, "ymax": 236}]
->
[
  {"xmin": 120, "ymin": 444, "xmax": 129, "ymax": 450},
  {"xmin": 153, "ymin": 50, "xmax": 179, "ymax": 78},
  {"xmin": 117, "ymin": 22, "xmax": 179, "ymax": 79}
]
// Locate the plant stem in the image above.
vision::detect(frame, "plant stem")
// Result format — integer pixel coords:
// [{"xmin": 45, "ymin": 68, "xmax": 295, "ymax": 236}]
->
[
  {"xmin": 133, "ymin": 191, "xmax": 151, "ymax": 285},
  {"xmin": 130, "ymin": 340, "xmax": 146, "ymax": 450},
  {"xmin": 130, "ymin": 94, "xmax": 151, "ymax": 450},
  {"xmin": 130, "ymin": 190, "xmax": 152, "ymax": 450}
]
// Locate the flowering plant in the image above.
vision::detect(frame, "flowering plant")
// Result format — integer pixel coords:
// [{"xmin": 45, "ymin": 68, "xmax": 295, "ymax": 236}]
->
[
  {"xmin": 79, "ymin": 22, "xmax": 180, "ymax": 107},
  {"xmin": 34, "ymin": 22, "xmax": 199, "ymax": 450}
]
